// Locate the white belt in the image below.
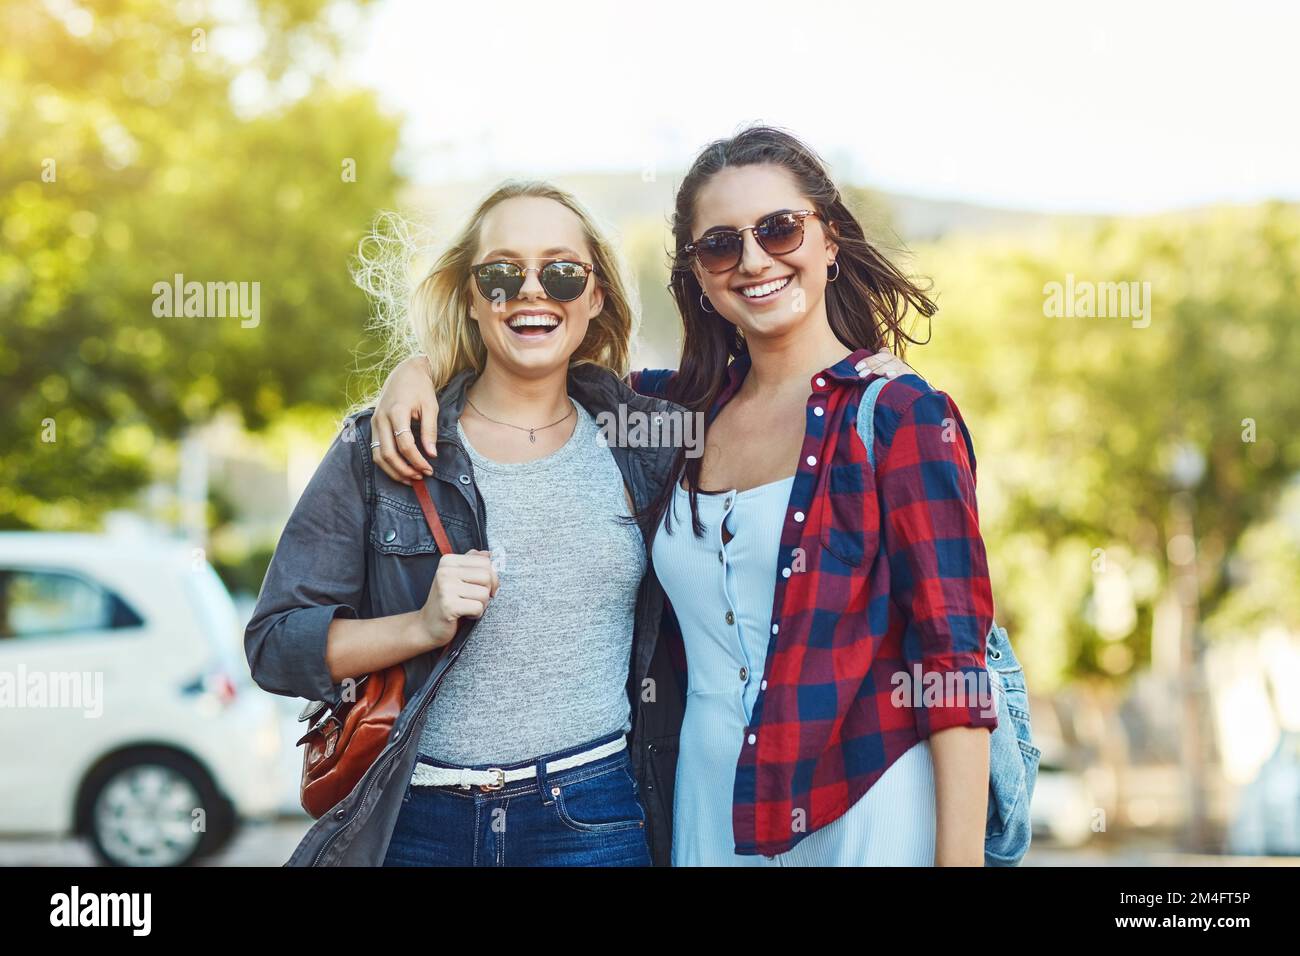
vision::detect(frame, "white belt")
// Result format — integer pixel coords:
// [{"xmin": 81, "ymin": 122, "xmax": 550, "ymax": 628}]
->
[{"xmin": 411, "ymin": 735, "xmax": 627, "ymax": 791}]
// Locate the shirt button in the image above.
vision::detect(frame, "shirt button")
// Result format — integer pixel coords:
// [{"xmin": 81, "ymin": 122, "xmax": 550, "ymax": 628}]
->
[
  {"xmin": 723, "ymin": 496, "xmax": 732, "ymax": 508},
  {"xmin": 815, "ymin": 377, "xmax": 826, "ymax": 388},
  {"xmin": 806, "ymin": 455, "xmax": 817, "ymax": 467},
  {"xmin": 760, "ymin": 679, "xmax": 768, "ymax": 690},
  {"xmin": 793, "ymin": 511, "xmax": 804, "ymax": 522},
  {"xmin": 771, "ymin": 623, "xmax": 779, "ymax": 635},
  {"xmin": 718, "ymin": 550, "xmax": 724, "ymax": 563},
  {"xmin": 458, "ymin": 474, "xmax": 471, "ymax": 485},
  {"xmin": 384, "ymin": 529, "xmax": 396, "ymax": 543},
  {"xmin": 781, "ymin": 567, "xmax": 791, "ymax": 578},
  {"xmin": 725, "ymin": 610, "xmax": 735, "ymax": 625},
  {"xmin": 813, "ymin": 406, "xmax": 824, "ymax": 417},
  {"xmin": 747, "ymin": 733, "xmax": 757, "ymax": 745},
  {"xmin": 739, "ymin": 666, "xmax": 748, "ymax": 681}
]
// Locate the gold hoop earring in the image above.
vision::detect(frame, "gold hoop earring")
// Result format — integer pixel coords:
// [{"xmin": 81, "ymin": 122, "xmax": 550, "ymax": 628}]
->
[
  {"xmin": 699, "ymin": 293, "xmax": 716, "ymax": 314},
  {"xmin": 827, "ymin": 261, "xmax": 840, "ymax": 283}
]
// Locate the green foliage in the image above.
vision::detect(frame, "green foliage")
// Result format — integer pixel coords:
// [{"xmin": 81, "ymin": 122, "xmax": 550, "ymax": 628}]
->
[
  {"xmin": 911, "ymin": 203, "xmax": 1300, "ymax": 685},
  {"xmin": 0, "ymin": 0, "xmax": 401, "ymax": 528}
]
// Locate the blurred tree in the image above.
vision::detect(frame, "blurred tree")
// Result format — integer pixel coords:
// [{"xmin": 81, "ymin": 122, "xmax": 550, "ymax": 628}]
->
[
  {"xmin": 912, "ymin": 203, "xmax": 1300, "ymax": 686},
  {"xmin": 0, "ymin": 0, "xmax": 401, "ymax": 528}
]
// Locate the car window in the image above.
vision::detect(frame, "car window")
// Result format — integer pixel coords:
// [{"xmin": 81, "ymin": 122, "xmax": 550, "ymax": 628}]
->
[{"xmin": 0, "ymin": 569, "xmax": 142, "ymax": 639}]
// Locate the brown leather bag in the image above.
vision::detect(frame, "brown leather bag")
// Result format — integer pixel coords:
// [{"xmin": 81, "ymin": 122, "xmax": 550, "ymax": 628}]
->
[{"xmin": 296, "ymin": 479, "xmax": 454, "ymax": 818}]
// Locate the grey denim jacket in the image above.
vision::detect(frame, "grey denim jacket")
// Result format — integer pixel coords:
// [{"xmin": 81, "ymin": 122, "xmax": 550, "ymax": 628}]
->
[{"xmin": 244, "ymin": 363, "xmax": 687, "ymax": 866}]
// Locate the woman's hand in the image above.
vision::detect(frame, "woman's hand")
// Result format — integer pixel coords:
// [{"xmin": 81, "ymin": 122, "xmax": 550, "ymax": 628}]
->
[
  {"xmin": 854, "ymin": 347, "xmax": 924, "ymax": 382},
  {"xmin": 417, "ymin": 550, "xmax": 500, "ymax": 650},
  {"xmin": 321, "ymin": 550, "xmax": 499, "ymax": 682},
  {"xmin": 374, "ymin": 355, "xmax": 440, "ymax": 483}
]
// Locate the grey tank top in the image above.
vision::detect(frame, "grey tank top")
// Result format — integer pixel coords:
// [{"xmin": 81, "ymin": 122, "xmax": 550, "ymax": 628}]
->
[{"xmin": 414, "ymin": 398, "xmax": 646, "ymax": 766}]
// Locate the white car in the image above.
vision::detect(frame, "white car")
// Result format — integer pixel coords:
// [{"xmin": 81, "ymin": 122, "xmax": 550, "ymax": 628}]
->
[{"xmin": 0, "ymin": 532, "xmax": 284, "ymax": 866}]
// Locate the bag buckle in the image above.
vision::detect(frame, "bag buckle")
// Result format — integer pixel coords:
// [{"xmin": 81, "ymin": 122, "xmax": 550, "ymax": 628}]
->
[{"xmin": 478, "ymin": 768, "xmax": 506, "ymax": 792}]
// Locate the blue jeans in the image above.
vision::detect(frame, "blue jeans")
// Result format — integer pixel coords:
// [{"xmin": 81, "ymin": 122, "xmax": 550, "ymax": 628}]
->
[{"xmin": 381, "ymin": 729, "xmax": 651, "ymax": 867}]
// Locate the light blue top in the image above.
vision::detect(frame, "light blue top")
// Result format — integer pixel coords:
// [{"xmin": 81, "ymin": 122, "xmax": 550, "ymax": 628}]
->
[{"xmin": 652, "ymin": 474, "xmax": 936, "ymax": 866}]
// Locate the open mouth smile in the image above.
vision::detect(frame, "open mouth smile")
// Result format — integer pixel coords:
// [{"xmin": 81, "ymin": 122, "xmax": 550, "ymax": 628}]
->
[
  {"xmin": 505, "ymin": 310, "xmax": 562, "ymax": 337},
  {"xmin": 735, "ymin": 275, "xmax": 792, "ymax": 302}
]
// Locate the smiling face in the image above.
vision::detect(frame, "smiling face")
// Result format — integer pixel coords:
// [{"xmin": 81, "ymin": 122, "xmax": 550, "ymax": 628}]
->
[
  {"xmin": 468, "ymin": 195, "xmax": 604, "ymax": 379},
  {"xmin": 689, "ymin": 164, "xmax": 838, "ymax": 343}
]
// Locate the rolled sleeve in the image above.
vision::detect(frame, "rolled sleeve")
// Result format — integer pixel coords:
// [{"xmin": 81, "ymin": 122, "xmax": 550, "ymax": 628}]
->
[
  {"xmin": 244, "ymin": 417, "xmax": 371, "ymax": 709},
  {"xmin": 879, "ymin": 390, "xmax": 998, "ymax": 737}
]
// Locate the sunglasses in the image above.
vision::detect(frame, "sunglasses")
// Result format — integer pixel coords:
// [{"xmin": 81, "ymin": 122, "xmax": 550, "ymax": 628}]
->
[
  {"xmin": 684, "ymin": 209, "xmax": 822, "ymax": 274},
  {"xmin": 470, "ymin": 258, "xmax": 594, "ymax": 303}
]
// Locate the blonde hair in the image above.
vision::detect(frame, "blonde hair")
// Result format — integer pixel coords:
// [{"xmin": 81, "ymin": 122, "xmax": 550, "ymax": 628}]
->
[{"xmin": 349, "ymin": 180, "xmax": 639, "ymax": 414}]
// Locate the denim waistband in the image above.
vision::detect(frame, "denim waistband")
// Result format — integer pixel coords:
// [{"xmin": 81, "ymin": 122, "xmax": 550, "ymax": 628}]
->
[{"xmin": 414, "ymin": 726, "xmax": 628, "ymax": 774}]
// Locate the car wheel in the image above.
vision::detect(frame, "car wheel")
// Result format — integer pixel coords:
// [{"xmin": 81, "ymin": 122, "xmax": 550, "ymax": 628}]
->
[{"xmin": 85, "ymin": 751, "xmax": 232, "ymax": 867}]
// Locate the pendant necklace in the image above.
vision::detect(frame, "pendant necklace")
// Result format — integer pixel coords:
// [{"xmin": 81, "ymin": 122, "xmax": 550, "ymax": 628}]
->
[{"xmin": 465, "ymin": 397, "xmax": 575, "ymax": 444}]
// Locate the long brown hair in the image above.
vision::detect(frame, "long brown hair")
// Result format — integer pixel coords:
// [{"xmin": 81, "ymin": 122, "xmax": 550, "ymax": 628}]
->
[{"xmin": 657, "ymin": 124, "xmax": 938, "ymax": 537}]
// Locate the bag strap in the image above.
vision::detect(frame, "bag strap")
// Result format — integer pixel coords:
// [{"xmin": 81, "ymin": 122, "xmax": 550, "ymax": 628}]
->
[
  {"xmin": 855, "ymin": 375, "xmax": 892, "ymax": 469},
  {"xmin": 411, "ymin": 479, "xmax": 455, "ymax": 555}
]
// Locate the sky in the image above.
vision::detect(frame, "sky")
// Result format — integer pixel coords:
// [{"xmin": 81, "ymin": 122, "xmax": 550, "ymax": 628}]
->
[{"xmin": 340, "ymin": 0, "xmax": 1300, "ymax": 214}]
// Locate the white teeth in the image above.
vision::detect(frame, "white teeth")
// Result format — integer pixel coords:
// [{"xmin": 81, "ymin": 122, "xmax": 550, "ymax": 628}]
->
[
  {"xmin": 740, "ymin": 276, "xmax": 791, "ymax": 298},
  {"xmin": 507, "ymin": 314, "xmax": 560, "ymax": 329}
]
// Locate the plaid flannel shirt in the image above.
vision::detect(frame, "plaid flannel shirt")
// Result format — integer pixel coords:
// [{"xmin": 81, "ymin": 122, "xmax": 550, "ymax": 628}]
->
[{"xmin": 632, "ymin": 347, "xmax": 997, "ymax": 856}]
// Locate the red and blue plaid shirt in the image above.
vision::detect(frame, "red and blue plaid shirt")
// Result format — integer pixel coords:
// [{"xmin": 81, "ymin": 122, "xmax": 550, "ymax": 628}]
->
[{"xmin": 632, "ymin": 347, "xmax": 998, "ymax": 856}]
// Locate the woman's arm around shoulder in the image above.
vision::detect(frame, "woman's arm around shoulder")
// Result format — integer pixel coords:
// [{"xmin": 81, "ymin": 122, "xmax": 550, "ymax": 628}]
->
[{"xmin": 625, "ymin": 367, "xmax": 677, "ymax": 399}]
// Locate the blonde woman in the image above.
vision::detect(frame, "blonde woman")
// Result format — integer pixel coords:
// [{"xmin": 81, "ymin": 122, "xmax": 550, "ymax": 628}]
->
[{"xmin": 246, "ymin": 181, "xmax": 687, "ymax": 866}]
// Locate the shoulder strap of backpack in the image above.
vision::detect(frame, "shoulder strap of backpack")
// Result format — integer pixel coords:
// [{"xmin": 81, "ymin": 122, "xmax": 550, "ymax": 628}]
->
[{"xmin": 855, "ymin": 375, "xmax": 892, "ymax": 470}]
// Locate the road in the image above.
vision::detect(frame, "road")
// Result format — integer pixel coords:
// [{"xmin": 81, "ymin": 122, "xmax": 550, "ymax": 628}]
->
[
  {"xmin": 2, "ymin": 822, "xmax": 1296, "ymax": 866},
  {"xmin": 0, "ymin": 815, "xmax": 311, "ymax": 867}
]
